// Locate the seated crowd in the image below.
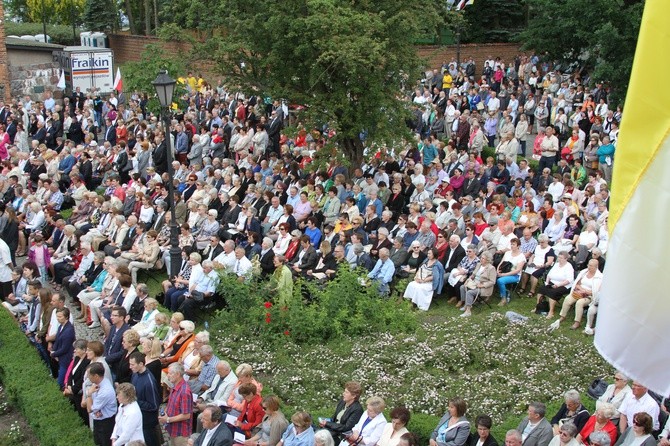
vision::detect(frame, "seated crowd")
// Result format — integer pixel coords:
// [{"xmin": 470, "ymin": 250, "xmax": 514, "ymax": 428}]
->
[{"xmin": 0, "ymin": 53, "xmax": 632, "ymax": 446}]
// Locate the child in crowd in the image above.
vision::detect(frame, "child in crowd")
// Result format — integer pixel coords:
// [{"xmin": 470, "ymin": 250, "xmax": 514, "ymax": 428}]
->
[
  {"xmin": 28, "ymin": 235, "xmax": 51, "ymax": 285},
  {"xmin": 19, "ymin": 280, "xmax": 42, "ymax": 337}
]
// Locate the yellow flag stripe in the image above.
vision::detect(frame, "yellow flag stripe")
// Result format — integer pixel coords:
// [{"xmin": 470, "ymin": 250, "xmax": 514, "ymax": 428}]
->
[{"xmin": 609, "ymin": 0, "xmax": 670, "ymax": 231}]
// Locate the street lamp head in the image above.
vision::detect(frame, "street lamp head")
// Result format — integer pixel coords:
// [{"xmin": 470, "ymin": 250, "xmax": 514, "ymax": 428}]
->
[{"xmin": 152, "ymin": 70, "xmax": 176, "ymax": 108}]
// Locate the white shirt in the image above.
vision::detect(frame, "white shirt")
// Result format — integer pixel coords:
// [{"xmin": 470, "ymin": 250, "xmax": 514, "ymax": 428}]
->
[
  {"xmin": 0, "ymin": 239, "xmax": 12, "ymax": 282},
  {"xmin": 619, "ymin": 392, "xmax": 660, "ymax": 430},
  {"xmin": 213, "ymin": 250, "xmax": 236, "ymax": 270},
  {"xmin": 111, "ymin": 401, "xmax": 144, "ymax": 445},
  {"xmin": 201, "ymin": 371, "xmax": 238, "ymax": 406},
  {"xmin": 352, "ymin": 412, "xmax": 387, "ymax": 446},
  {"xmin": 487, "ymin": 97, "xmax": 501, "ymax": 113},
  {"xmin": 231, "ymin": 256, "xmax": 252, "ymax": 277}
]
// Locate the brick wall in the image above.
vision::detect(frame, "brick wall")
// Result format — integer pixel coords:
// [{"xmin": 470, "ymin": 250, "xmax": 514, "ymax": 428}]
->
[
  {"xmin": 0, "ymin": 2, "xmax": 11, "ymax": 102},
  {"xmin": 109, "ymin": 34, "xmax": 522, "ymax": 81},
  {"xmin": 416, "ymin": 42, "xmax": 523, "ymax": 73}
]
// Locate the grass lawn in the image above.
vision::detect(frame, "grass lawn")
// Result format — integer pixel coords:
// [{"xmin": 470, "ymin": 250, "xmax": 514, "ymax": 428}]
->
[{"xmin": 205, "ymin": 282, "xmax": 612, "ymax": 442}]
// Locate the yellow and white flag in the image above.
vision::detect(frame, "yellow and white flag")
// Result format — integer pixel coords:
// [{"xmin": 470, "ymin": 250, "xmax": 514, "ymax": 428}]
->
[{"xmin": 594, "ymin": 0, "xmax": 670, "ymax": 396}]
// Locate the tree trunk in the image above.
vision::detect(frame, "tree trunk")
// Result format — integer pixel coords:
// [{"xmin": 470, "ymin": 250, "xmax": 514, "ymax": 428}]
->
[
  {"xmin": 125, "ymin": 0, "xmax": 136, "ymax": 34},
  {"xmin": 341, "ymin": 137, "xmax": 364, "ymax": 177},
  {"xmin": 144, "ymin": 0, "xmax": 151, "ymax": 35},
  {"xmin": 153, "ymin": 0, "xmax": 159, "ymax": 31}
]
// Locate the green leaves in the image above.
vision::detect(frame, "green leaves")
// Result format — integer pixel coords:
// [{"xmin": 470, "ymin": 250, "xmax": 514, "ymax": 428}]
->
[{"xmin": 520, "ymin": 0, "xmax": 644, "ymax": 104}]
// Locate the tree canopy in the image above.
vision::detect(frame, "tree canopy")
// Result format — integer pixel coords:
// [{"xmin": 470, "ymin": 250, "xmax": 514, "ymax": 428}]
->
[
  {"xmin": 193, "ymin": 0, "xmax": 443, "ymax": 167},
  {"xmin": 519, "ymin": 0, "xmax": 644, "ymax": 104}
]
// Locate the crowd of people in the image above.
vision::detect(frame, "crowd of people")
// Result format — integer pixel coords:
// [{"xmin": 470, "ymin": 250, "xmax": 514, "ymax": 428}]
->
[{"xmin": 0, "ymin": 51, "xmax": 637, "ymax": 446}]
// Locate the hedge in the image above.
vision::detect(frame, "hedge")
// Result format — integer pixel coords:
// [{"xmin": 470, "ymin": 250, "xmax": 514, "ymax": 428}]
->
[
  {"xmin": 0, "ymin": 310, "xmax": 95, "ymax": 446},
  {"xmin": 5, "ymin": 22, "xmax": 82, "ymax": 46},
  {"xmin": 481, "ymin": 146, "xmax": 541, "ymax": 172}
]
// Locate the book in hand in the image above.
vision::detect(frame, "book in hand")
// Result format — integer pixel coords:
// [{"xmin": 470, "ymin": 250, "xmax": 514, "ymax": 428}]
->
[{"xmin": 233, "ymin": 432, "xmax": 246, "ymax": 444}]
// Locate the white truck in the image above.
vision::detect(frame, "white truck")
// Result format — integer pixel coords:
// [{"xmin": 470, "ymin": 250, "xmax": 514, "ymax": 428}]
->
[{"xmin": 53, "ymin": 46, "xmax": 115, "ymax": 95}]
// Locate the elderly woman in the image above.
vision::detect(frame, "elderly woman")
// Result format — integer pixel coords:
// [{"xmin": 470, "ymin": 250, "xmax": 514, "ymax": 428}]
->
[
  {"xmin": 179, "ymin": 330, "xmax": 209, "ymax": 390},
  {"xmin": 496, "ymin": 238, "xmax": 526, "ymax": 306},
  {"xmin": 467, "ymin": 415, "xmax": 497, "ymax": 446},
  {"xmin": 459, "ymin": 252, "xmax": 496, "ymax": 317},
  {"xmin": 127, "ymin": 229, "xmax": 161, "ymax": 285},
  {"xmin": 535, "ymin": 251, "xmax": 574, "ymax": 319},
  {"xmin": 551, "ymin": 390, "xmax": 590, "ymax": 435},
  {"xmin": 613, "ymin": 413, "xmax": 655, "ymax": 446},
  {"xmin": 195, "ymin": 209, "xmax": 220, "ymax": 250},
  {"xmin": 547, "ymin": 423, "xmax": 580, "ymax": 446},
  {"xmin": 227, "ymin": 364, "xmax": 264, "ymax": 418},
  {"xmin": 320, "ymin": 381, "xmax": 365, "ymax": 443},
  {"xmin": 446, "ymin": 245, "xmax": 480, "ymax": 303},
  {"xmin": 552, "ymin": 259, "xmax": 602, "ymax": 330},
  {"xmin": 345, "ymin": 397, "xmax": 387, "ymax": 446},
  {"xmin": 576, "ymin": 403, "xmax": 617, "ymax": 446},
  {"xmin": 574, "ymin": 221, "xmax": 599, "ymax": 268},
  {"xmin": 245, "ymin": 395, "xmax": 289, "ymax": 446},
  {"xmin": 430, "ymin": 397, "xmax": 470, "ymax": 446},
  {"xmin": 111, "ymin": 382, "xmax": 144, "ymax": 445},
  {"xmin": 132, "ymin": 298, "xmax": 160, "ymax": 338},
  {"xmin": 596, "ymin": 373, "xmax": 632, "ymax": 416},
  {"xmin": 116, "ymin": 329, "xmax": 141, "ymax": 384},
  {"xmin": 370, "ymin": 227, "xmax": 392, "ymax": 261},
  {"xmin": 378, "ymin": 407, "xmax": 410, "ymax": 446},
  {"xmin": 276, "ymin": 412, "xmax": 314, "ymax": 446},
  {"xmin": 314, "ymin": 430, "xmax": 335, "ymax": 446},
  {"xmin": 159, "ymin": 319, "xmax": 195, "ymax": 367},
  {"xmin": 403, "ymin": 247, "xmax": 445, "ymax": 311},
  {"xmin": 520, "ymin": 234, "xmax": 555, "ymax": 296}
]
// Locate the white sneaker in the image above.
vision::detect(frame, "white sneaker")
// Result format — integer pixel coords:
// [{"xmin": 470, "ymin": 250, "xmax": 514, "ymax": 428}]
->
[
  {"xmin": 460, "ymin": 312, "xmax": 471, "ymax": 317},
  {"xmin": 584, "ymin": 327, "xmax": 594, "ymax": 336}
]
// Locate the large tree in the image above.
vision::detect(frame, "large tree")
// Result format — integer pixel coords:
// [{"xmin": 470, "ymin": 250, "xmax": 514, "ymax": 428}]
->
[
  {"xmin": 519, "ymin": 0, "xmax": 643, "ymax": 104},
  {"xmin": 196, "ymin": 0, "xmax": 442, "ymax": 168}
]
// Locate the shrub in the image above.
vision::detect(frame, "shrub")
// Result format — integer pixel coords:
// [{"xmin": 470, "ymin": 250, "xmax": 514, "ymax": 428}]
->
[
  {"xmin": 0, "ymin": 310, "xmax": 95, "ymax": 446},
  {"xmin": 211, "ymin": 266, "xmax": 418, "ymax": 344},
  {"xmin": 5, "ymin": 22, "xmax": 82, "ymax": 46}
]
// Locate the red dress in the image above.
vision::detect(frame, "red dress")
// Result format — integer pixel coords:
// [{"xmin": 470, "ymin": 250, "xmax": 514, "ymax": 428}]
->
[{"xmin": 578, "ymin": 416, "xmax": 617, "ymax": 446}]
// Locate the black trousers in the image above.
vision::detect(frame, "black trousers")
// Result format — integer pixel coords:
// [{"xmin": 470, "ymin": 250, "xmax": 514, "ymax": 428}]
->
[{"xmin": 93, "ymin": 416, "xmax": 115, "ymax": 446}]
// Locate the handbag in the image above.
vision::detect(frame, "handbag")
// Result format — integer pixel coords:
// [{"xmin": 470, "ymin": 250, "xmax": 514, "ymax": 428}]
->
[
  {"xmin": 587, "ymin": 378, "xmax": 608, "ymax": 400},
  {"xmin": 499, "ymin": 261, "xmax": 513, "ymax": 274},
  {"xmin": 464, "ymin": 278, "xmax": 477, "ymax": 290},
  {"xmin": 476, "ymin": 102, "xmax": 485, "ymax": 111}
]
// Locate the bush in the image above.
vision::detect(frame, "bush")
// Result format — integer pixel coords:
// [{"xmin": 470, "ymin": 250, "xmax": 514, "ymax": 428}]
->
[
  {"xmin": 0, "ymin": 310, "xmax": 95, "ymax": 446},
  {"xmin": 211, "ymin": 266, "xmax": 418, "ymax": 344},
  {"xmin": 5, "ymin": 23, "xmax": 82, "ymax": 46}
]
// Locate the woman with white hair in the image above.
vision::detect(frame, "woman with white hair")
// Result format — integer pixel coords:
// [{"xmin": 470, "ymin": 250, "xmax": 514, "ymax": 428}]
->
[
  {"xmin": 550, "ymin": 390, "xmax": 590, "ymax": 435},
  {"xmin": 195, "ymin": 209, "xmax": 221, "ymax": 250},
  {"xmin": 49, "ymin": 224, "xmax": 79, "ymax": 281},
  {"xmin": 596, "ymin": 372, "xmax": 631, "ymax": 416},
  {"xmin": 576, "ymin": 403, "xmax": 617, "ymax": 446}
]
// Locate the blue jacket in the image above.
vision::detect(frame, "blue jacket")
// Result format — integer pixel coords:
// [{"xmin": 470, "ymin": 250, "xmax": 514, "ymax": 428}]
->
[
  {"xmin": 59, "ymin": 155, "xmax": 77, "ymax": 176},
  {"xmin": 51, "ymin": 321, "xmax": 76, "ymax": 365}
]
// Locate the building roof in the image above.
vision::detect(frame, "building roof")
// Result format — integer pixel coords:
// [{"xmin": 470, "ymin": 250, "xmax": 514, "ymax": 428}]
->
[{"xmin": 5, "ymin": 37, "xmax": 65, "ymax": 51}]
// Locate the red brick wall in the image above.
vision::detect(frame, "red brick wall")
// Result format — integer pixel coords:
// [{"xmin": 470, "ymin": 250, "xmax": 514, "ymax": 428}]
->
[
  {"xmin": 109, "ymin": 34, "xmax": 522, "ymax": 81},
  {"xmin": 416, "ymin": 43, "xmax": 523, "ymax": 72},
  {"xmin": 0, "ymin": 2, "xmax": 11, "ymax": 101}
]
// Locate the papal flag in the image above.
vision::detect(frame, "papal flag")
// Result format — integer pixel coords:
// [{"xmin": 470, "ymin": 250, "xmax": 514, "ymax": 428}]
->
[{"xmin": 594, "ymin": 0, "xmax": 670, "ymax": 396}]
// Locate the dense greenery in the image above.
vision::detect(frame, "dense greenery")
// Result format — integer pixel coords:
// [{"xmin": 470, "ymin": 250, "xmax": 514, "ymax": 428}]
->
[
  {"xmin": 121, "ymin": 43, "xmax": 189, "ymax": 114},
  {"xmin": 182, "ymin": 0, "xmax": 444, "ymax": 170},
  {"xmin": 4, "ymin": 22, "xmax": 81, "ymax": 46},
  {"xmin": 82, "ymin": 0, "xmax": 119, "ymax": 32},
  {"xmin": 0, "ymin": 311, "xmax": 95, "ymax": 446},
  {"xmin": 519, "ymin": 0, "xmax": 644, "ymax": 104},
  {"xmin": 211, "ymin": 267, "xmax": 417, "ymax": 344},
  {"xmin": 462, "ymin": 0, "xmax": 527, "ymax": 43}
]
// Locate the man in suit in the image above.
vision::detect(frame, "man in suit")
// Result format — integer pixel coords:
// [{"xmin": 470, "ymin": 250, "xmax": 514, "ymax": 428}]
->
[
  {"xmin": 151, "ymin": 202, "xmax": 167, "ymax": 233},
  {"xmin": 104, "ymin": 118, "xmax": 116, "ymax": 146},
  {"xmin": 152, "ymin": 133, "xmax": 168, "ymax": 175},
  {"xmin": 194, "ymin": 405, "xmax": 232, "ymax": 446},
  {"xmin": 259, "ymin": 237, "xmax": 276, "ymax": 277},
  {"xmin": 517, "ymin": 402, "xmax": 553, "ymax": 446},
  {"xmin": 266, "ymin": 110, "xmax": 282, "ymax": 156},
  {"xmin": 289, "ymin": 235, "xmax": 318, "ymax": 276},
  {"xmin": 103, "ymin": 305, "xmax": 130, "ymax": 377},
  {"xmin": 202, "ymin": 236, "xmax": 224, "ymax": 261},
  {"xmin": 462, "ymin": 169, "xmax": 481, "ymax": 198},
  {"xmin": 50, "ymin": 307, "xmax": 76, "ymax": 389},
  {"xmin": 442, "ymin": 234, "xmax": 467, "ymax": 302},
  {"xmin": 33, "ymin": 119, "xmax": 47, "ymax": 144}
]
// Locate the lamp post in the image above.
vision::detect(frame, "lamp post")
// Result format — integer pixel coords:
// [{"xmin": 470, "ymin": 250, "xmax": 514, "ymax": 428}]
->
[{"xmin": 152, "ymin": 70, "xmax": 181, "ymax": 279}]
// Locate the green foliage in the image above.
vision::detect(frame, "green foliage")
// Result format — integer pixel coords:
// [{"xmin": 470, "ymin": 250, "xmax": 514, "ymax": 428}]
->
[
  {"xmin": 519, "ymin": 0, "xmax": 644, "ymax": 104},
  {"xmin": 184, "ymin": 0, "xmax": 442, "ymax": 170},
  {"xmin": 25, "ymin": 0, "xmax": 86, "ymax": 26},
  {"xmin": 121, "ymin": 43, "xmax": 188, "ymax": 114},
  {"xmin": 0, "ymin": 311, "xmax": 95, "ymax": 446},
  {"xmin": 211, "ymin": 266, "xmax": 418, "ymax": 345},
  {"xmin": 481, "ymin": 145, "xmax": 539, "ymax": 171},
  {"xmin": 462, "ymin": 0, "xmax": 527, "ymax": 43},
  {"xmin": 5, "ymin": 22, "xmax": 82, "ymax": 46},
  {"xmin": 83, "ymin": 0, "xmax": 119, "ymax": 32}
]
